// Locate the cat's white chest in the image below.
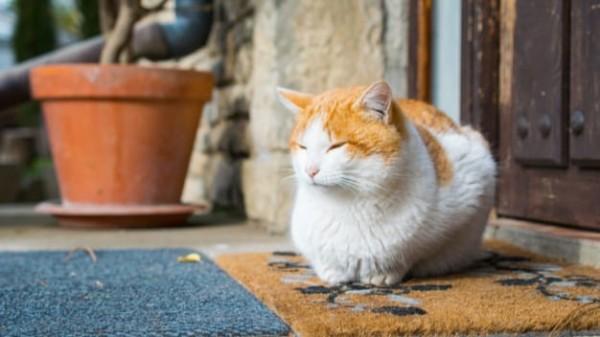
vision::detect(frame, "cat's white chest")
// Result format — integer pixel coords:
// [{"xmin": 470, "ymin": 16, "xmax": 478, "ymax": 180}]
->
[{"xmin": 291, "ymin": 188, "xmax": 401, "ymax": 268}]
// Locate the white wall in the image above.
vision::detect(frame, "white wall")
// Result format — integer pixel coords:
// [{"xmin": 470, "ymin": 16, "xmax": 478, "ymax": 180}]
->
[{"xmin": 431, "ymin": 0, "xmax": 461, "ymax": 122}]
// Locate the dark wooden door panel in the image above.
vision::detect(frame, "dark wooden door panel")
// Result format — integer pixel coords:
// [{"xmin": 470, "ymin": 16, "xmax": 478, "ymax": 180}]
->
[
  {"xmin": 498, "ymin": 163, "xmax": 600, "ymax": 230},
  {"xmin": 511, "ymin": 0, "xmax": 568, "ymax": 166},
  {"xmin": 461, "ymin": 0, "xmax": 500, "ymax": 157},
  {"xmin": 498, "ymin": 0, "xmax": 600, "ymax": 230},
  {"xmin": 570, "ymin": 0, "xmax": 600, "ymax": 166}
]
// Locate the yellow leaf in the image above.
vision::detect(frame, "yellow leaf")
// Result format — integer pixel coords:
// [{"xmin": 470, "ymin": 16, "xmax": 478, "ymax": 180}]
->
[{"xmin": 177, "ymin": 253, "xmax": 202, "ymax": 263}]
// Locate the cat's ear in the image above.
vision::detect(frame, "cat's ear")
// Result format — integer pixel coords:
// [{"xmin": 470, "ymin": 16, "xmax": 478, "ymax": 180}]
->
[
  {"xmin": 358, "ymin": 81, "xmax": 393, "ymax": 123},
  {"xmin": 276, "ymin": 87, "xmax": 313, "ymax": 114}
]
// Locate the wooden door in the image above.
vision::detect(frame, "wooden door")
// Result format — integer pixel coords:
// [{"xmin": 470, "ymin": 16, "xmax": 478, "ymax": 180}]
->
[{"xmin": 497, "ymin": 0, "xmax": 600, "ymax": 230}]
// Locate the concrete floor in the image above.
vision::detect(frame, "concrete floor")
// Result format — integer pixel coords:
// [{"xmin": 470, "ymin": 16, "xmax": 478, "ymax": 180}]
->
[
  {"xmin": 1, "ymin": 205, "xmax": 599, "ymax": 267},
  {"xmin": 0, "ymin": 208, "xmax": 292, "ymax": 257},
  {"xmin": 2, "ymin": 206, "xmax": 599, "ymax": 337},
  {"xmin": 485, "ymin": 217, "xmax": 600, "ymax": 268}
]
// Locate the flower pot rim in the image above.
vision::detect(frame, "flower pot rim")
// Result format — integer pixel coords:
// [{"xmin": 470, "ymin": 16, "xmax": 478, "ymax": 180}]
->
[
  {"xmin": 30, "ymin": 63, "xmax": 214, "ymax": 101},
  {"xmin": 33, "ymin": 63, "xmax": 213, "ymax": 76}
]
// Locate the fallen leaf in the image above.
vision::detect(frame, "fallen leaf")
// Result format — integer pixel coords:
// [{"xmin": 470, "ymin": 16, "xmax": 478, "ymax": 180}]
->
[{"xmin": 177, "ymin": 253, "xmax": 202, "ymax": 263}]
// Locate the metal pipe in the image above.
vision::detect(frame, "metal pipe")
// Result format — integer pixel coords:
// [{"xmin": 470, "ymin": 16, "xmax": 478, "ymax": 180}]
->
[
  {"xmin": 0, "ymin": 0, "xmax": 213, "ymax": 111},
  {"xmin": 160, "ymin": 0, "xmax": 213, "ymax": 58},
  {"xmin": 0, "ymin": 37, "xmax": 104, "ymax": 110}
]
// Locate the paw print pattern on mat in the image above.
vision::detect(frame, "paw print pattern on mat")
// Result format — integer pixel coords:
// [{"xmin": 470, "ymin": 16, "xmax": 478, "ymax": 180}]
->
[{"xmin": 268, "ymin": 251, "xmax": 600, "ymax": 317}]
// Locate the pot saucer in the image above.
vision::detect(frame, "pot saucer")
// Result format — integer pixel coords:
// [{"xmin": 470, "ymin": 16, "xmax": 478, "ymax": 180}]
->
[{"xmin": 36, "ymin": 202, "xmax": 208, "ymax": 228}]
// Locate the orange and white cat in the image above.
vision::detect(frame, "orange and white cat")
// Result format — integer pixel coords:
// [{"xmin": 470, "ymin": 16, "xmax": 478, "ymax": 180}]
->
[{"xmin": 277, "ymin": 81, "xmax": 496, "ymax": 286}]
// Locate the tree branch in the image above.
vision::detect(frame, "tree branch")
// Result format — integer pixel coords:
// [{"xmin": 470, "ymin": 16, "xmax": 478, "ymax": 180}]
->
[
  {"xmin": 140, "ymin": 0, "xmax": 169, "ymax": 14},
  {"xmin": 100, "ymin": 0, "xmax": 141, "ymax": 64}
]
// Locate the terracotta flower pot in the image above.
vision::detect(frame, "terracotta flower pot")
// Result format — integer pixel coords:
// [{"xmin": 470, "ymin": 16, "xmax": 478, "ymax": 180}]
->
[{"xmin": 30, "ymin": 64, "xmax": 213, "ymax": 228}]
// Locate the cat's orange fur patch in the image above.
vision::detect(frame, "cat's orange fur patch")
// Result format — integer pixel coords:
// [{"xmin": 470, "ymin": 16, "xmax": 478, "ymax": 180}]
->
[
  {"xmin": 397, "ymin": 99, "xmax": 459, "ymax": 132},
  {"xmin": 415, "ymin": 125, "xmax": 453, "ymax": 186},
  {"xmin": 287, "ymin": 85, "xmax": 455, "ymax": 186},
  {"xmin": 289, "ymin": 86, "xmax": 407, "ymax": 162}
]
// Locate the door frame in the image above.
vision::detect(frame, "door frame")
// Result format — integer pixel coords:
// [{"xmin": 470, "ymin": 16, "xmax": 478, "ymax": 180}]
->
[
  {"xmin": 408, "ymin": 0, "xmax": 500, "ymax": 157},
  {"xmin": 460, "ymin": 0, "xmax": 500, "ymax": 157},
  {"xmin": 408, "ymin": 0, "xmax": 432, "ymax": 102}
]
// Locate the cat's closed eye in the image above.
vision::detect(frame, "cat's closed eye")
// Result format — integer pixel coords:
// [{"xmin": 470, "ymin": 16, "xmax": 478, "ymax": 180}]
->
[
  {"xmin": 327, "ymin": 141, "xmax": 347, "ymax": 152},
  {"xmin": 296, "ymin": 143, "xmax": 307, "ymax": 150}
]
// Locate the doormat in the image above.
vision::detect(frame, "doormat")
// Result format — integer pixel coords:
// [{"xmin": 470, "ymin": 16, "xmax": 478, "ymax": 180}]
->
[
  {"xmin": 216, "ymin": 241, "xmax": 600, "ymax": 337},
  {"xmin": 0, "ymin": 249, "xmax": 289, "ymax": 337}
]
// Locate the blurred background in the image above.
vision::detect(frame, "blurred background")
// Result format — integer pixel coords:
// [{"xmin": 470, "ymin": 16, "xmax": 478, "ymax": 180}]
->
[
  {"xmin": 0, "ymin": 0, "xmax": 93, "ymax": 206},
  {"xmin": 0, "ymin": 1, "xmax": 464, "ymax": 232},
  {"xmin": 0, "ymin": 0, "xmax": 598, "ymax": 237}
]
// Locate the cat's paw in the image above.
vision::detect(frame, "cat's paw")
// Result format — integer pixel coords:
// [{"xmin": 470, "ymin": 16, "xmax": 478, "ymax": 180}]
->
[
  {"xmin": 316, "ymin": 267, "xmax": 353, "ymax": 286},
  {"xmin": 361, "ymin": 272, "xmax": 403, "ymax": 287}
]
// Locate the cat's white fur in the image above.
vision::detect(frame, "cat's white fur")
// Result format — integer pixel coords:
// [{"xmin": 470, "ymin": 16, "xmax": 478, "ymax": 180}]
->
[{"xmin": 280, "ymin": 84, "xmax": 496, "ymax": 286}]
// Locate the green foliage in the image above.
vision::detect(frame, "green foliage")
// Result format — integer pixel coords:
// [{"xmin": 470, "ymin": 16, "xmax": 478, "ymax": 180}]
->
[
  {"xmin": 76, "ymin": 0, "xmax": 100, "ymax": 38},
  {"xmin": 10, "ymin": 0, "xmax": 58, "ymax": 127},
  {"xmin": 14, "ymin": 102, "xmax": 41, "ymax": 127},
  {"xmin": 23, "ymin": 157, "xmax": 54, "ymax": 181},
  {"xmin": 11, "ymin": 0, "xmax": 57, "ymax": 62},
  {"xmin": 10, "ymin": 0, "xmax": 59, "ymax": 127},
  {"xmin": 53, "ymin": 2, "xmax": 81, "ymax": 38}
]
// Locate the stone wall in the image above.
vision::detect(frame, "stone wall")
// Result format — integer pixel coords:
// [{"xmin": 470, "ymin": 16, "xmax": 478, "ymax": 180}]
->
[
  {"xmin": 178, "ymin": 1, "xmax": 255, "ymax": 211},
  {"xmin": 178, "ymin": 0, "xmax": 409, "ymax": 233}
]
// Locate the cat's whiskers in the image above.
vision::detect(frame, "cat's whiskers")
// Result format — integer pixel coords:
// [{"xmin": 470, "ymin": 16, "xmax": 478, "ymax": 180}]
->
[
  {"xmin": 343, "ymin": 174, "xmax": 388, "ymax": 194},
  {"xmin": 337, "ymin": 174, "xmax": 388, "ymax": 196}
]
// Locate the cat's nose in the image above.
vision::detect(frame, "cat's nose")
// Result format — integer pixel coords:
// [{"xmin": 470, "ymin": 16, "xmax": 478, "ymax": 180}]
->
[{"xmin": 306, "ymin": 165, "xmax": 320, "ymax": 178}]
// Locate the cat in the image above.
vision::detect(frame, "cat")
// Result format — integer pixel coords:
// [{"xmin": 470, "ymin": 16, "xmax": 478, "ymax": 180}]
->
[{"xmin": 276, "ymin": 81, "xmax": 496, "ymax": 287}]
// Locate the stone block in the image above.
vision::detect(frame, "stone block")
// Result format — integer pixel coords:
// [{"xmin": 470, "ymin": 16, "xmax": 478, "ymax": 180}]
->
[
  {"xmin": 194, "ymin": 118, "xmax": 249, "ymax": 156},
  {"xmin": 187, "ymin": 152, "xmax": 224, "ymax": 179},
  {"xmin": 182, "ymin": 175, "xmax": 210, "ymax": 206},
  {"xmin": 241, "ymin": 153, "xmax": 295, "ymax": 234},
  {"xmin": 184, "ymin": 151, "xmax": 245, "ymax": 209},
  {"xmin": 211, "ymin": 158, "xmax": 244, "ymax": 208},
  {"xmin": 249, "ymin": 0, "xmax": 389, "ymax": 153},
  {"xmin": 201, "ymin": 93, "xmax": 222, "ymax": 127},
  {"xmin": 185, "ymin": 152, "xmax": 226, "ymax": 204},
  {"xmin": 217, "ymin": 119, "xmax": 250, "ymax": 157},
  {"xmin": 218, "ymin": 84, "xmax": 250, "ymax": 119},
  {"xmin": 197, "ymin": 84, "xmax": 250, "ymax": 132},
  {"xmin": 174, "ymin": 0, "xmax": 411, "ymax": 229},
  {"xmin": 233, "ymin": 41, "xmax": 253, "ymax": 85}
]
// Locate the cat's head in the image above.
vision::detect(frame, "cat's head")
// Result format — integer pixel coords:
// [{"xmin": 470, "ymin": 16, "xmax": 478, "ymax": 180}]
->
[{"xmin": 277, "ymin": 81, "xmax": 407, "ymax": 193}]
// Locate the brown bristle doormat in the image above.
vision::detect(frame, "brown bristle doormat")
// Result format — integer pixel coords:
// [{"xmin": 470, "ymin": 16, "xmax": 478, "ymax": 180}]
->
[{"xmin": 216, "ymin": 241, "xmax": 600, "ymax": 337}]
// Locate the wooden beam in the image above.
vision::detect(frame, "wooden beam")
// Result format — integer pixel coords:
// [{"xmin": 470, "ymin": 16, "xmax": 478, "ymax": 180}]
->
[{"xmin": 408, "ymin": 0, "xmax": 432, "ymax": 101}]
